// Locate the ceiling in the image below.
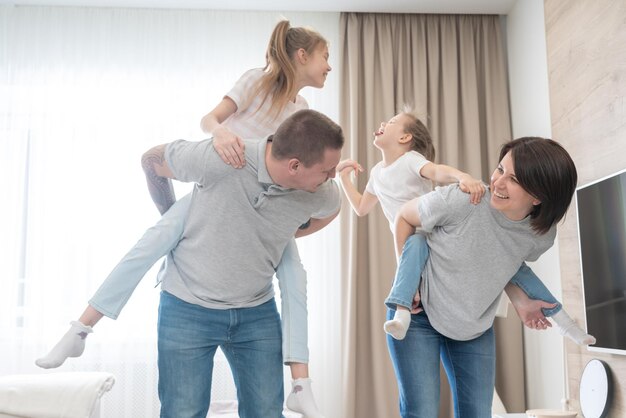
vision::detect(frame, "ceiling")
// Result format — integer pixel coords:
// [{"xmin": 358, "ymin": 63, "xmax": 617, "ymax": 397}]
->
[{"xmin": 0, "ymin": 0, "xmax": 518, "ymax": 14}]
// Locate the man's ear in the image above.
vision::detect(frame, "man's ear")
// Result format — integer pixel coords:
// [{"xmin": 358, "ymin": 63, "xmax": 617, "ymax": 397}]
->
[{"xmin": 287, "ymin": 158, "xmax": 301, "ymax": 174}]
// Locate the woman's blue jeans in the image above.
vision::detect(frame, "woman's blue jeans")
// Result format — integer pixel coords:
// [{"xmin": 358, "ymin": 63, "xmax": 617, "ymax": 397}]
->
[
  {"xmin": 386, "ymin": 308, "xmax": 496, "ymax": 418},
  {"xmin": 157, "ymin": 291, "xmax": 284, "ymax": 418}
]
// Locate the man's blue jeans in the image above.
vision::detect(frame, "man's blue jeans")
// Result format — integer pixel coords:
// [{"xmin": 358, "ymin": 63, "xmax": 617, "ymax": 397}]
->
[
  {"xmin": 386, "ymin": 308, "xmax": 496, "ymax": 418},
  {"xmin": 157, "ymin": 291, "xmax": 284, "ymax": 418}
]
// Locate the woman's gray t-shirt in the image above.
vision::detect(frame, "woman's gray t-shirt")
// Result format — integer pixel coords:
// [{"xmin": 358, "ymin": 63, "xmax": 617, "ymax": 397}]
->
[{"xmin": 417, "ymin": 184, "xmax": 556, "ymax": 340}]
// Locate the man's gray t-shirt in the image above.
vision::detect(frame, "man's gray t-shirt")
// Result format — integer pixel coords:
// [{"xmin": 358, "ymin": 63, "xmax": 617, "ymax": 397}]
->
[
  {"xmin": 418, "ymin": 184, "xmax": 556, "ymax": 340},
  {"xmin": 161, "ymin": 137, "xmax": 340, "ymax": 309}
]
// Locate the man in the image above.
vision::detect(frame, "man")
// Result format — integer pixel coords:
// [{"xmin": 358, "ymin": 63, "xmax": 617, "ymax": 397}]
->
[{"xmin": 141, "ymin": 109, "xmax": 343, "ymax": 418}]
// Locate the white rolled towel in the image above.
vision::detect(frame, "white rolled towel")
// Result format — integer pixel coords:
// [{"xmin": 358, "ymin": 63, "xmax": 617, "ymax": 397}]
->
[{"xmin": 0, "ymin": 372, "xmax": 115, "ymax": 418}]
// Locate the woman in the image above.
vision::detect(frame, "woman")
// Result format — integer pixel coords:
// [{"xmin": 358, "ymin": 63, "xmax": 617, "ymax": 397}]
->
[{"xmin": 390, "ymin": 137, "xmax": 578, "ymax": 417}]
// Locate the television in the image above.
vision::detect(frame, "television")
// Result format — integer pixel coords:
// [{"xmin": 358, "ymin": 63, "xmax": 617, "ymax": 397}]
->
[{"xmin": 576, "ymin": 167, "xmax": 626, "ymax": 355}]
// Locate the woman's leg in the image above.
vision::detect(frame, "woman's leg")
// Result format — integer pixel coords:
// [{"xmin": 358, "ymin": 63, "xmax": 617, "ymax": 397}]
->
[
  {"xmin": 35, "ymin": 194, "xmax": 191, "ymax": 369},
  {"xmin": 386, "ymin": 309, "xmax": 442, "ymax": 418},
  {"xmin": 440, "ymin": 326, "xmax": 496, "ymax": 418},
  {"xmin": 276, "ymin": 239, "xmax": 325, "ymax": 417},
  {"xmin": 384, "ymin": 234, "xmax": 428, "ymax": 340}
]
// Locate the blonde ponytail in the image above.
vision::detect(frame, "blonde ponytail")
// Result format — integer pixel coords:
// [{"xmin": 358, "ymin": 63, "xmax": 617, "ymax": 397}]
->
[{"xmin": 246, "ymin": 20, "xmax": 327, "ymax": 121}]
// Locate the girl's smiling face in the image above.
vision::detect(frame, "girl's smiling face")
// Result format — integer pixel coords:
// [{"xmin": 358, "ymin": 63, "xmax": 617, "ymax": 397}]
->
[
  {"xmin": 489, "ymin": 151, "xmax": 541, "ymax": 221},
  {"xmin": 373, "ymin": 113, "xmax": 410, "ymax": 150}
]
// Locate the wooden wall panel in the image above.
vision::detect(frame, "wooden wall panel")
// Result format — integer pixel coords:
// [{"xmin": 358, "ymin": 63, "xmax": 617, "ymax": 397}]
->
[{"xmin": 544, "ymin": 0, "xmax": 626, "ymax": 415}]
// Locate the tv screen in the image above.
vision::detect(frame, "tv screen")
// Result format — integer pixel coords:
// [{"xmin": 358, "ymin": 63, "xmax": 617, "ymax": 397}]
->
[{"xmin": 576, "ymin": 168, "xmax": 626, "ymax": 355}]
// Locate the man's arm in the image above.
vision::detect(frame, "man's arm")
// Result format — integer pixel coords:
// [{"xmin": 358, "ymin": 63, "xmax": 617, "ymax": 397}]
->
[
  {"xmin": 141, "ymin": 144, "xmax": 177, "ymax": 215},
  {"xmin": 295, "ymin": 210, "xmax": 340, "ymax": 238}
]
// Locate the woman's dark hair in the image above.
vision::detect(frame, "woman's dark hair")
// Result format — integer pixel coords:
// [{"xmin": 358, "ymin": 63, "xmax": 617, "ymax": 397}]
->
[{"xmin": 500, "ymin": 137, "xmax": 578, "ymax": 234}]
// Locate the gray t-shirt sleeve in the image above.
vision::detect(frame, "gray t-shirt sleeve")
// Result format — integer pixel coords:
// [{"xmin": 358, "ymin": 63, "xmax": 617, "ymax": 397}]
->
[
  {"xmin": 165, "ymin": 139, "xmax": 230, "ymax": 186},
  {"xmin": 417, "ymin": 184, "xmax": 473, "ymax": 232},
  {"xmin": 310, "ymin": 179, "xmax": 341, "ymax": 219}
]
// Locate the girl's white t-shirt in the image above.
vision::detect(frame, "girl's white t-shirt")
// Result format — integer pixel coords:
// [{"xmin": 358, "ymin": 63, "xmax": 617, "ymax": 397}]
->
[
  {"xmin": 365, "ymin": 151, "xmax": 432, "ymax": 230},
  {"xmin": 223, "ymin": 68, "xmax": 309, "ymax": 139}
]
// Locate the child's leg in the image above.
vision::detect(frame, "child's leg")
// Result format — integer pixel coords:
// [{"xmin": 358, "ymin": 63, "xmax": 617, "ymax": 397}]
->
[
  {"xmin": 276, "ymin": 239, "xmax": 324, "ymax": 418},
  {"xmin": 510, "ymin": 263, "xmax": 595, "ymax": 345},
  {"xmin": 36, "ymin": 193, "xmax": 191, "ymax": 369},
  {"xmin": 384, "ymin": 234, "xmax": 428, "ymax": 340}
]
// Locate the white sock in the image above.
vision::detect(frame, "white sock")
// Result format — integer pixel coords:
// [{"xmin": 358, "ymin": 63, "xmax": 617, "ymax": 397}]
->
[
  {"xmin": 35, "ymin": 321, "xmax": 93, "ymax": 369},
  {"xmin": 383, "ymin": 308, "xmax": 411, "ymax": 340},
  {"xmin": 551, "ymin": 310, "xmax": 596, "ymax": 345},
  {"xmin": 286, "ymin": 377, "xmax": 325, "ymax": 418}
]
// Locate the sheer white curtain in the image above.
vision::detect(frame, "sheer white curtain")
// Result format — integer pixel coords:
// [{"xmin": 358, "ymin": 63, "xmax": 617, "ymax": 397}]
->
[{"xmin": 0, "ymin": 6, "xmax": 341, "ymax": 416}]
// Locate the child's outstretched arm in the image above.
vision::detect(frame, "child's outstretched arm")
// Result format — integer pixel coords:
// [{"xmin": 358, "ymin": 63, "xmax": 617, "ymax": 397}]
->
[
  {"xmin": 419, "ymin": 162, "xmax": 485, "ymax": 204},
  {"xmin": 337, "ymin": 159, "xmax": 379, "ymax": 216}
]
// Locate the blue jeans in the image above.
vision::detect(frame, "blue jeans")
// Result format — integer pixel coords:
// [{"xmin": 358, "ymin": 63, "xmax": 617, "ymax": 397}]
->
[
  {"xmin": 509, "ymin": 263, "xmax": 561, "ymax": 316},
  {"xmin": 386, "ymin": 308, "xmax": 495, "ymax": 418},
  {"xmin": 386, "ymin": 234, "xmax": 562, "ymax": 316},
  {"xmin": 385, "ymin": 234, "xmax": 428, "ymax": 310},
  {"xmin": 89, "ymin": 192, "xmax": 310, "ymax": 363},
  {"xmin": 158, "ymin": 291, "xmax": 284, "ymax": 418}
]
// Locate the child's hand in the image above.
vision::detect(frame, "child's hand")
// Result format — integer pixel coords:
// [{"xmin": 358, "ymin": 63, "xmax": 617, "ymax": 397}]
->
[
  {"xmin": 410, "ymin": 291, "xmax": 423, "ymax": 314},
  {"xmin": 212, "ymin": 126, "xmax": 245, "ymax": 168},
  {"xmin": 458, "ymin": 174, "xmax": 485, "ymax": 205},
  {"xmin": 337, "ymin": 159, "xmax": 363, "ymax": 178}
]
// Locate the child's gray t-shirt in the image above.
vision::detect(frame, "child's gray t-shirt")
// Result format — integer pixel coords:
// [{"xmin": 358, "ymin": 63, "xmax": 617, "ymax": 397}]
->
[
  {"xmin": 418, "ymin": 184, "xmax": 556, "ymax": 340},
  {"xmin": 161, "ymin": 137, "xmax": 340, "ymax": 310}
]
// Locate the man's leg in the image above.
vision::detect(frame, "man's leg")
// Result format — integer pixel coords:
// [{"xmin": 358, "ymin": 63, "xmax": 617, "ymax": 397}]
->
[
  {"xmin": 157, "ymin": 291, "xmax": 225, "ymax": 418},
  {"xmin": 222, "ymin": 299, "xmax": 284, "ymax": 418}
]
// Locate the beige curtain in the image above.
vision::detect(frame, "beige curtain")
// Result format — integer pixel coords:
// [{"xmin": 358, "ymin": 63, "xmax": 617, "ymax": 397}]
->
[{"xmin": 339, "ymin": 13, "xmax": 519, "ymax": 418}]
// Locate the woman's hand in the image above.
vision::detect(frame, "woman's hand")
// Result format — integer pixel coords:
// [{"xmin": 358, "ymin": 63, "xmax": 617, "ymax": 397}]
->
[
  {"xmin": 212, "ymin": 125, "xmax": 245, "ymax": 168},
  {"xmin": 458, "ymin": 174, "xmax": 486, "ymax": 205},
  {"xmin": 505, "ymin": 282, "xmax": 555, "ymax": 330}
]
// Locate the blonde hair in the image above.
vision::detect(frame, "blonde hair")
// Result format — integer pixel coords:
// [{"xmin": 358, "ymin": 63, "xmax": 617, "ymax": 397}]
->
[
  {"xmin": 246, "ymin": 20, "xmax": 327, "ymax": 121},
  {"xmin": 401, "ymin": 110, "xmax": 435, "ymax": 161}
]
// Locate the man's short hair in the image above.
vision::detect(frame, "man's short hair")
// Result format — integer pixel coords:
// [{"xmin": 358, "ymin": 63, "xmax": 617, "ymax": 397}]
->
[{"xmin": 271, "ymin": 109, "xmax": 344, "ymax": 166}]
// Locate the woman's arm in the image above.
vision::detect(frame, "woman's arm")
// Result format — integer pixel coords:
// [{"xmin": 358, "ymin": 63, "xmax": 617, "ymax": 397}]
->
[
  {"xmin": 337, "ymin": 159, "xmax": 379, "ymax": 216},
  {"xmin": 504, "ymin": 282, "xmax": 555, "ymax": 330},
  {"xmin": 419, "ymin": 162, "xmax": 485, "ymax": 204},
  {"xmin": 394, "ymin": 197, "xmax": 422, "ymax": 259}
]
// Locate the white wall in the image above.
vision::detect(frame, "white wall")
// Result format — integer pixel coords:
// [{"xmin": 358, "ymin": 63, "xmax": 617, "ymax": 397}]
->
[{"xmin": 506, "ymin": 0, "xmax": 567, "ymax": 411}]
